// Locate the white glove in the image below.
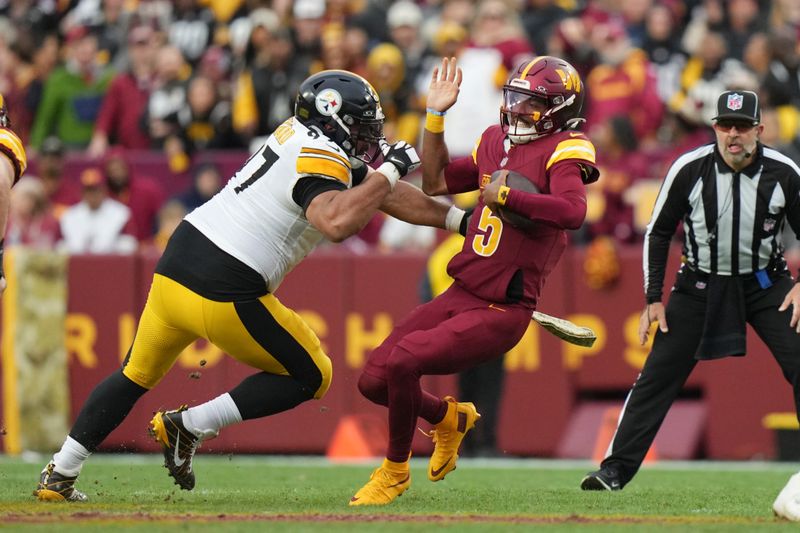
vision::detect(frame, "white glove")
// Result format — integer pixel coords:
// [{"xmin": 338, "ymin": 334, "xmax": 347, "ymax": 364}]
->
[
  {"xmin": 380, "ymin": 140, "xmax": 421, "ymax": 177},
  {"xmin": 376, "ymin": 140, "xmax": 420, "ymax": 188}
]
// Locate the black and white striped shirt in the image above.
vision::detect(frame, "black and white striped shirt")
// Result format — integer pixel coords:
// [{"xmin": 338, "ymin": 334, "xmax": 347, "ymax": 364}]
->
[{"xmin": 644, "ymin": 143, "xmax": 800, "ymax": 303}]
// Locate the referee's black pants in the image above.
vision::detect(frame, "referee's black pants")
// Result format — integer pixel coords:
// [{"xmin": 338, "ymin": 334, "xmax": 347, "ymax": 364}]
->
[{"xmin": 602, "ymin": 269, "xmax": 800, "ymax": 487}]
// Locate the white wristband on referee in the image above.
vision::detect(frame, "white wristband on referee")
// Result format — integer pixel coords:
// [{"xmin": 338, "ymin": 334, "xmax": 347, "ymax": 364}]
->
[
  {"xmin": 445, "ymin": 205, "xmax": 466, "ymax": 233},
  {"xmin": 377, "ymin": 162, "xmax": 401, "ymax": 189}
]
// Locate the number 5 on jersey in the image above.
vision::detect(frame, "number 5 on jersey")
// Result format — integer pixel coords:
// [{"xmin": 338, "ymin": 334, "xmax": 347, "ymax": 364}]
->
[{"xmin": 472, "ymin": 206, "xmax": 503, "ymax": 256}]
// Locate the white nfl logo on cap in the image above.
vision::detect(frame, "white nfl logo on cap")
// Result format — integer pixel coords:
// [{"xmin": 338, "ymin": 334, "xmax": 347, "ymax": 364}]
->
[{"xmin": 727, "ymin": 93, "xmax": 744, "ymax": 111}]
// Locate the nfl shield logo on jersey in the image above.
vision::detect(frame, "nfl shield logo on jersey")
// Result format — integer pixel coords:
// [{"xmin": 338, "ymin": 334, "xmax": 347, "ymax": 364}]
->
[
  {"xmin": 315, "ymin": 89, "xmax": 343, "ymax": 116},
  {"xmin": 726, "ymin": 93, "xmax": 744, "ymax": 111}
]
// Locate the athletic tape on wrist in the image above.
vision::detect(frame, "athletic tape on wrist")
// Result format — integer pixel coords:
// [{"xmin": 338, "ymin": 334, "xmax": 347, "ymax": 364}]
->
[
  {"xmin": 425, "ymin": 112, "xmax": 445, "ymax": 133},
  {"xmin": 377, "ymin": 162, "xmax": 401, "ymax": 189},
  {"xmin": 445, "ymin": 205, "xmax": 466, "ymax": 233}
]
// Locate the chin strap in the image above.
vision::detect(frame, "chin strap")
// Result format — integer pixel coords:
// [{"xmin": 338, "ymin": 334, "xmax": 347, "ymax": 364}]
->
[{"xmin": 327, "ymin": 111, "xmax": 354, "ymax": 154}]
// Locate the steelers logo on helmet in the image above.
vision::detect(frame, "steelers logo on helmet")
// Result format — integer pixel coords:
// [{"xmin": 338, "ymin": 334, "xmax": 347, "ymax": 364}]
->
[
  {"xmin": 315, "ymin": 88, "xmax": 343, "ymax": 117},
  {"xmin": 295, "ymin": 70, "xmax": 385, "ymax": 163}
]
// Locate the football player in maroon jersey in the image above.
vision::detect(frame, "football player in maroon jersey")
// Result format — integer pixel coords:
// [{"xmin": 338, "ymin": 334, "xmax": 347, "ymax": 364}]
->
[{"xmin": 351, "ymin": 56, "xmax": 600, "ymax": 505}]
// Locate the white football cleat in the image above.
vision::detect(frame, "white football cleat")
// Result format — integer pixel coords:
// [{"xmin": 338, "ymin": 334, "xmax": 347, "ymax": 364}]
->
[{"xmin": 773, "ymin": 472, "xmax": 800, "ymax": 521}]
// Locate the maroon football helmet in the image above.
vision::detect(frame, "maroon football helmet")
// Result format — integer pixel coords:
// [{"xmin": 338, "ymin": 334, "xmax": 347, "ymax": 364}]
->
[{"xmin": 500, "ymin": 56, "xmax": 585, "ymax": 144}]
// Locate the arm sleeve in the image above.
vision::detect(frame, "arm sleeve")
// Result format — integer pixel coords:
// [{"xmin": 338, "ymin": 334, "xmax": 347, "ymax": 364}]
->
[
  {"xmin": 782, "ymin": 160, "xmax": 800, "ymax": 232},
  {"xmin": 782, "ymin": 170, "xmax": 800, "ymax": 279},
  {"xmin": 644, "ymin": 164, "xmax": 691, "ymax": 303},
  {"xmin": 502, "ymin": 161, "xmax": 587, "ymax": 229},
  {"xmin": 292, "ymin": 176, "xmax": 347, "ymax": 213},
  {"xmin": 351, "ymin": 161, "xmax": 368, "ymax": 186},
  {"xmin": 443, "ymin": 155, "xmax": 480, "ymax": 194}
]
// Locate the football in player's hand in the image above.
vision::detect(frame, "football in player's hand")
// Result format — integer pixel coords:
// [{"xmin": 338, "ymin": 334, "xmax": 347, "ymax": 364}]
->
[{"xmin": 490, "ymin": 169, "xmax": 539, "ymax": 231}]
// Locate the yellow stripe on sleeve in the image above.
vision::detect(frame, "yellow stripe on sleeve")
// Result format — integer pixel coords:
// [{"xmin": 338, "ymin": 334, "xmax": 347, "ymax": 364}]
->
[
  {"xmin": 546, "ymin": 139, "xmax": 596, "ymax": 170},
  {"xmin": 0, "ymin": 129, "xmax": 26, "ymax": 177},
  {"xmin": 471, "ymin": 136, "xmax": 482, "ymax": 165},
  {"xmin": 297, "ymin": 156, "xmax": 351, "ymax": 184},
  {"xmin": 300, "ymin": 147, "xmax": 351, "ymax": 169}
]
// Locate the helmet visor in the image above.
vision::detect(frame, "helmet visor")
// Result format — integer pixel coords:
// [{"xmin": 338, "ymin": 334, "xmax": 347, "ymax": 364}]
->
[
  {"xmin": 502, "ymin": 90, "xmax": 549, "ymax": 126},
  {"xmin": 350, "ymin": 118, "xmax": 385, "ymax": 163}
]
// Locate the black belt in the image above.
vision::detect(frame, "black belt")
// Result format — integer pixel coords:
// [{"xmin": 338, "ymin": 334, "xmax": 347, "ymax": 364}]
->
[{"xmin": 684, "ymin": 257, "xmax": 788, "ymax": 284}]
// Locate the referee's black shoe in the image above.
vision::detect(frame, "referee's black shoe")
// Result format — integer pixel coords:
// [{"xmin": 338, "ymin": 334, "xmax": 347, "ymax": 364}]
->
[{"xmin": 581, "ymin": 465, "xmax": 622, "ymax": 491}]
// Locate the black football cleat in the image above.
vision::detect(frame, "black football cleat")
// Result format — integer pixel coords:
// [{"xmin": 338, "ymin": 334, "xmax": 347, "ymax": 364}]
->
[{"xmin": 148, "ymin": 406, "xmax": 206, "ymax": 491}]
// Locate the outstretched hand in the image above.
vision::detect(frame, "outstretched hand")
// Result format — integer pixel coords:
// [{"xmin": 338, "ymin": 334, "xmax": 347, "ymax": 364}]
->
[{"xmin": 427, "ymin": 57, "xmax": 463, "ymax": 113}]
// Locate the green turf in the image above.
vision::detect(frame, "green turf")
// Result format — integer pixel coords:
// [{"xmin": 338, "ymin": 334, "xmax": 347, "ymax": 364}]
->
[{"xmin": 1, "ymin": 455, "xmax": 798, "ymax": 531}]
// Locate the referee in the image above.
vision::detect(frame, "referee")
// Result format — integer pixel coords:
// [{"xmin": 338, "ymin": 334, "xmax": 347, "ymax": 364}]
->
[{"xmin": 580, "ymin": 91, "xmax": 800, "ymax": 504}]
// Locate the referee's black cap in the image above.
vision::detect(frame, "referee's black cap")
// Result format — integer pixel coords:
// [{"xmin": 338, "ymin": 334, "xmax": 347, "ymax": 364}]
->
[{"xmin": 713, "ymin": 90, "xmax": 760, "ymax": 125}]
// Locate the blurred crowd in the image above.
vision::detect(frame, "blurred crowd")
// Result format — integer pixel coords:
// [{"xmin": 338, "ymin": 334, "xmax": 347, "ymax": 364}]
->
[{"xmin": 1, "ymin": 0, "xmax": 800, "ymax": 258}]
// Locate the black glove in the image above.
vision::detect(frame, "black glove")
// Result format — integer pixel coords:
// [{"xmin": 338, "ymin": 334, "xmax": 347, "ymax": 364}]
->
[
  {"xmin": 459, "ymin": 207, "xmax": 474, "ymax": 236},
  {"xmin": 380, "ymin": 140, "xmax": 421, "ymax": 178}
]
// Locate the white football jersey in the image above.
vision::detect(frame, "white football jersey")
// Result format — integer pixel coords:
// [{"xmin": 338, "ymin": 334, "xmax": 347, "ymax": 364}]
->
[{"xmin": 186, "ymin": 118, "xmax": 352, "ymax": 291}]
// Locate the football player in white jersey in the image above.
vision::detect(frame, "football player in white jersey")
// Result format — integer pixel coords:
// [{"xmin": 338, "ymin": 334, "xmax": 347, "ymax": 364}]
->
[{"xmin": 35, "ymin": 70, "xmax": 470, "ymax": 501}]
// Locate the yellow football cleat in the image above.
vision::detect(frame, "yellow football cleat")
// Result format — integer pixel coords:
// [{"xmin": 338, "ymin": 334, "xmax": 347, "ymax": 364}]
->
[
  {"xmin": 349, "ymin": 458, "xmax": 411, "ymax": 506},
  {"xmin": 427, "ymin": 396, "xmax": 480, "ymax": 482}
]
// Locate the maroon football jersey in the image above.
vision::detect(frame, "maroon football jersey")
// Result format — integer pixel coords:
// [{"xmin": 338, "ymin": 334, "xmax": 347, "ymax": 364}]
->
[{"xmin": 446, "ymin": 125, "xmax": 598, "ymax": 307}]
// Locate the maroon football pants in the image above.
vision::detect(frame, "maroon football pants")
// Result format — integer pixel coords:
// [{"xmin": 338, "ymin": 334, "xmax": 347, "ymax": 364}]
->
[{"xmin": 359, "ymin": 283, "xmax": 531, "ymax": 462}]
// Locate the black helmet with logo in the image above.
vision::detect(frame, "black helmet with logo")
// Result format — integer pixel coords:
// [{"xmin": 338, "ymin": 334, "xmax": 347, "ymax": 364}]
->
[{"xmin": 294, "ymin": 70, "xmax": 385, "ymax": 163}]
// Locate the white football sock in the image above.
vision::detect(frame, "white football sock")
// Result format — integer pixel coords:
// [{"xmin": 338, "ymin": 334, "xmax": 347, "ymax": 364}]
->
[
  {"xmin": 52, "ymin": 436, "xmax": 91, "ymax": 477},
  {"xmin": 182, "ymin": 393, "xmax": 243, "ymax": 439}
]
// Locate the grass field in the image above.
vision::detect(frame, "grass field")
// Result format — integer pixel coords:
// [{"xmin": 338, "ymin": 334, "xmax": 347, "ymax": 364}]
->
[{"xmin": 1, "ymin": 454, "xmax": 798, "ymax": 531}]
